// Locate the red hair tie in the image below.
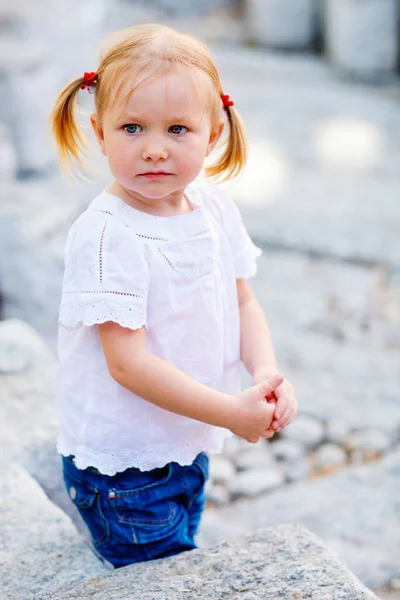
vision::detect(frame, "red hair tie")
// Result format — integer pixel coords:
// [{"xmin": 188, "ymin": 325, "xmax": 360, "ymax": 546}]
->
[
  {"xmin": 80, "ymin": 72, "xmax": 97, "ymax": 93},
  {"xmin": 221, "ymin": 94, "xmax": 234, "ymax": 108}
]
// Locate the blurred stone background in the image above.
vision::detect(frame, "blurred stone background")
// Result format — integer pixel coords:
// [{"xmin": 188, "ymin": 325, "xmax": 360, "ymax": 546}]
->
[{"xmin": 0, "ymin": 1, "xmax": 399, "ymax": 598}]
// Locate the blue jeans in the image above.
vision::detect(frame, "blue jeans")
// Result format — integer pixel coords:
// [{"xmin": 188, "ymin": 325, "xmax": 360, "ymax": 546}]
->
[{"xmin": 61, "ymin": 452, "xmax": 209, "ymax": 568}]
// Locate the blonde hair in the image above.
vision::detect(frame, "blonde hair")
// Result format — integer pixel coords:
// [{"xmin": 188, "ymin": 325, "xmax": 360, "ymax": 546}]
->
[{"xmin": 48, "ymin": 23, "xmax": 248, "ymax": 181}]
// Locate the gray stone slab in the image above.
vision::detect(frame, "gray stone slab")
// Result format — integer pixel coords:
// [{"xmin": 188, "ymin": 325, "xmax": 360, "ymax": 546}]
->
[
  {"xmin": 197, "ymin": 447, "xmax": 400, "ymax": 589},
  {"xmin": 0, "ymin": 461, "xmax": 104, "ymax": 600},
  {"xmin": 37, "ymin": 523, "xmax": 378, "ymax": 600},
  {"xmin": 0, "ymin": 318, "xmax": 59, "ymax": 456},
  {"xmin": 0, "ymin": 318, "xmax": 89, "ymax": 537}
]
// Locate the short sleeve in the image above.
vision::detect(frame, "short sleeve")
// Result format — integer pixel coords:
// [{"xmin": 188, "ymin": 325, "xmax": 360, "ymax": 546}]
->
[
  {"xmin": 212, "ymin": 186, "xmax": 263, "ymax": 279},
  {"xmin": 59, "ymin": 211, "xmax": 149, "ymax": 330}
]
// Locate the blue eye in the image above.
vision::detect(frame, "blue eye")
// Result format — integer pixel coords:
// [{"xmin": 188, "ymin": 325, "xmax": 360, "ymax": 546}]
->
[
  {"xmin": 124, "ymin": 124, "xmax": 142, "ymax": 134},
  {"xmin": 169, "ymin": 125, "xmax": 187, "ymax": 135}
]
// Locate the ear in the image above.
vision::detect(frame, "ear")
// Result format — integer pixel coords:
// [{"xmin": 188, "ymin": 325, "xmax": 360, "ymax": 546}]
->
[
  {"xmin": 90, "ymin": 113, "xmax": 107, "ymax": 156},
  {"xmin": 206, "ymin": 119, "xmax": 224, "ymax": 157}
]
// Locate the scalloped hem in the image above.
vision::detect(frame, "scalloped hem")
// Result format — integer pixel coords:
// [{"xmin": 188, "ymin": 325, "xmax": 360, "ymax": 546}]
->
[
  {"xmin": 57, "ymin": 432, "xmax": 233, "ymax": 475},
  {"xmin": 58, "ymin": 314, "xmax": 147, "ymax": 331}
]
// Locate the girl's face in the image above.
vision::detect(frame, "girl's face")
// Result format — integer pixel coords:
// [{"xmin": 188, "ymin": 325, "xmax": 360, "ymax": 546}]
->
[{"xmin": 91, "ymin": 68, "xmax": 223, "ymax": 202}]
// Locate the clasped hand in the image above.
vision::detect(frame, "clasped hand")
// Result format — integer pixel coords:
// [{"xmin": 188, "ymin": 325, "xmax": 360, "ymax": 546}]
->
[{"xmin": 231, "ymin": 372, "xmax": 297, "ymax": 443}]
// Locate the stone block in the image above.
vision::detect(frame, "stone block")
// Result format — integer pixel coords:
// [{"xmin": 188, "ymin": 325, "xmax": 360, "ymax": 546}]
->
[
  {"xmin": 0, "ymin": 38, "xmax": 58, "ymax": 176},
  {"xmin": 0, "ymin": 461, "xmax": 104, "ymax": 600},
  {"xmin": 38, "ymin": 523, "xmax": 378, "ymax": 599},
  {"xmin": 325, "ymin": 0, "xmax": 399, "ymax": 81},
  {"xmin": 245, "ymin": 0, "xmax": 315, "ymax": 49},
  {"xmin": 198, "ymin": 448, "xmax": 400, "ymax": 589}
]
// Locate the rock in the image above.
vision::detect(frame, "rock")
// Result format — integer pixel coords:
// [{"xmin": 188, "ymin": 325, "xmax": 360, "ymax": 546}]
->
[
  {"xmin": 326, "ymin": 418, "xmax": 352, "ymax": 445},
  {"xmin": 0, "ymin": 38, "xmax": 58, "ymax": 176},
  {"xmin": 0, "ymin": 319, "xmax": 58, "ymax": 458},
  {"xmin": 0, "ymin": 123, "xmax": 16, "ymax": 180},
  {"xmin": 0, "ymin": 318, "xmax": 85, "ymax": 535},
  {"xmin": 390, "ymin": 578, "xmax": 400, "ymax": 590},
  {"xmin": 0, "ymin": 337, "xmax": 32, "ymax": 374},
  {"xmin": 245, "ymin": 0, "xmax": 315, "ymax": 49},
  {"xmin": 199, "ymin": 448, "xmax": 400, "ymax": 589},
  {"xmin": 234, "ymin": 445, "xmax": 275, "ymax": 471},
  {"xmin": 280, "ymin": 414, "xmax": 325, "ymax": 449},
  {"xmin": 325, "ymin": 0, "xmax": 399, "ymax": 81},
  {"xmin": 208, "ymin": 454, "xmax": 236, "ymax": 483},
  {"xmin": 228, "ymin": 465, "xmax": 285, "ymax": 497},
  {"xmin": 38, "ymin": 524, "xmax": 379, "ymax": 600},
  {"xmin": 270, "ymin": 438, "xmax": 305, "ymax": 463},
  {"xmin": 205, "ymin": 481, "xmax": 231, "ymax": 506},
  {"xmin": 283, "ymin": 457, "xmax": 312, "ymax": 482},
  {"xmin": 345, "ymin": 428, "xmax": 393, "ymax": 457},
  {"xmin": 221, "ymin": 433, "xmax": 248, "ymax": 456},
  {"xmin": 0, "ymin": 461, "xmax": 104, "ymax": 600},
  {"xmin": 312, "ymin": 443, "xmax": 348, "ymax": 471}
]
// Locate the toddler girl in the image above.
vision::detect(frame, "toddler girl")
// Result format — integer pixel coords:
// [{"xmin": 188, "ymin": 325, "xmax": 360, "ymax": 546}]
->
[{"xmin": 50, "ymin": 23, "xmax": 297, "ymax": 569}]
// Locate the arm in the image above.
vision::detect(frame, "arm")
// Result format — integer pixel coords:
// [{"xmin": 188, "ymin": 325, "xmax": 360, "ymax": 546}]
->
[
  {"xmin": 97, "ymin": 322, "xmax": 234, "ymax": 429},
  {"xmin": 236, "ymin": 278, "xmax": 278, "ymax": 381}
]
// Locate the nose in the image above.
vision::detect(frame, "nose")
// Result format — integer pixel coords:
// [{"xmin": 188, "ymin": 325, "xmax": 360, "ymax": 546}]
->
[{"xmin": 142, "ymin": 136, "xmax": 168, "ymax": 161}]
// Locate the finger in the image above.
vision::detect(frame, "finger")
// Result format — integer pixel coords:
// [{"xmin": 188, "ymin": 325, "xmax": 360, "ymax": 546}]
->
[
  {"xmin": 261, "ymin": 429, "xmax": 275, "ymax": 439},
  {"xmin": 258, "ymin": 374, "xmax": 284, "ymax": 399},
  {"xmin": 272, "ymin": 402, "xmax": 290, "ymax": 428},
  {"xmin": 279, "ymin": 407, "xmax": 297, "ymax": 430},
  {"xmin": 273, "ymin": 406, "xmax": 294, "ymax": 431},
  {"xmin": 272, "ymin": 395, "xmax": 288, "ymax": 421},
  {"xmin": 265, "ymin": 390, "xmax": 277, "ymax": 403},
  {"xmin": 248, "ymin": 435, "xmax": 261, "ymax": 444}
]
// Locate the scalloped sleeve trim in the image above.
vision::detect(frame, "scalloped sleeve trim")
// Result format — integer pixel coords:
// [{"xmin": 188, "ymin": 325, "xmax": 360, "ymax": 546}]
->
[{"xmin": 59, "ymin": 292, "xmax": 147, "ymax": 331}]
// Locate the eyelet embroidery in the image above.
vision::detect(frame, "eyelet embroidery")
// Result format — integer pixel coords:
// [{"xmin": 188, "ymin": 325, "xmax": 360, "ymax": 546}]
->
[
  {"xmin": 156, "ymin": 230, "xmax": 212, "ymax": 275},
  {"xmin": 93, "ymin": 210, "xmax": 129, "ymax": 227},
  {"xmin": 136, "ymin": 233, "xmax": 167, "ymax": 241},
  {"xmin": 99, "ymin": 220, "xmax": 107, "ymax": 284},
  {"xmin": 94, "ymin": 210, "xmax": 114, "ymax": 217},
  {"xmin": 156, "ymin": 246, "xmax": 188, "ymax": 276},
  {"xmin": 64, "ymin": 290, "xmax": 141, "ymax": 297}
]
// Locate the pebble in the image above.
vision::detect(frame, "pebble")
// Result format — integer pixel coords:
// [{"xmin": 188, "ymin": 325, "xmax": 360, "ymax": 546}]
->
[
  {"xmin": 209, "ymin": 455, "xmax": 236, "ymax": 484},
  {"xmin": 228, "ymin": 466, "xmax": 285, "ymax": 497},
  {"xmin": 205, "ymin": 481, "xmax": 230, "ymax": 506},
  {"xmin": 283, "ymin": 457, "xmax": 312, "ymax": 483},
  {"xmin": 206, "ymin": 419, "xmax": 396, "ymax": 505},
  {"xmin": 279, "ymin": 415, "xmax": 325, "ymax": 450},
  {"xmin": 325, "ymin": 419, "xmax": 352, "ymax": 445},
  {"xmin": 312, "ymin": 443, "xmax": 348, "ymax": 470},
  {"xmin": 234, "ymin": 446, "xmax": 275, "ymax": 471},
  {"xmin": 270, "ymin": 439, "xmax": 304, "ymax": 463},
  {"xmin": 221, "ymin": 434, "xmax": 248, "ymax": 457},
  {"xmin": 345, "ymin": 429, "xmax": 392, "ymax": 455},
  {"xmin": 390, "ymin": 578, "xmax": 400, "ymax": 590}
]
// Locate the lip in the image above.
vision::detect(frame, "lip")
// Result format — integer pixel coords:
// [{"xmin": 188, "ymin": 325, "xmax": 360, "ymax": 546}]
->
[{"xmin": 139, "ymin": 171, "xmax": 173, "ymax": 179}]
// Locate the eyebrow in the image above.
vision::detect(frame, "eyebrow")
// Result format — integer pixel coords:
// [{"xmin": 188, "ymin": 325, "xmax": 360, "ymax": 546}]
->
[{"xmin": 117, "ymin": 113, "xmax": 196, "ymax": 123}]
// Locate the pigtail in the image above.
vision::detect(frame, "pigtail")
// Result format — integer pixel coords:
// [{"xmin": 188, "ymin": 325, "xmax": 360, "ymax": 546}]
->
[
  {"xmin": 205, "ymin": 105, "xmax": 248, "ymax": 182},
  {"xmin": 47, "ymin": 76, "xmax": 89, "ymax": 177}
]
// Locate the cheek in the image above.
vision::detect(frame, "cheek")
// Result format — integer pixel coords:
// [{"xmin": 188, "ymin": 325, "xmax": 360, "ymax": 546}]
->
[
  {"xmin": 177, "ymin": 138, "xmax": 209, "ymax": 166},
  {"xmin": 106, "ymin": 137, "xmax": 136, "ymax": 169}
]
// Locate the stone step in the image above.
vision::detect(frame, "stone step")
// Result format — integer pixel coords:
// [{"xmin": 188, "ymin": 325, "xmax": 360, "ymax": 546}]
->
[
  {"xmin": 0, "ymin": 461, "xmax": 104, "ymax": 600},
  {"xmin": 198, "ymin": 447, "xmax": 400, "ymax": 590},
  {"xmin": 36, "ymin": 523, "xmax": 378, "ymax": 600}
]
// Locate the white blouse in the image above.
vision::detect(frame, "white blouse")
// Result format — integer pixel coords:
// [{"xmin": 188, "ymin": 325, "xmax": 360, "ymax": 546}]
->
[{"xmin": 56, "ymin": 181, "xmax": 262, "ymax": 474}]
